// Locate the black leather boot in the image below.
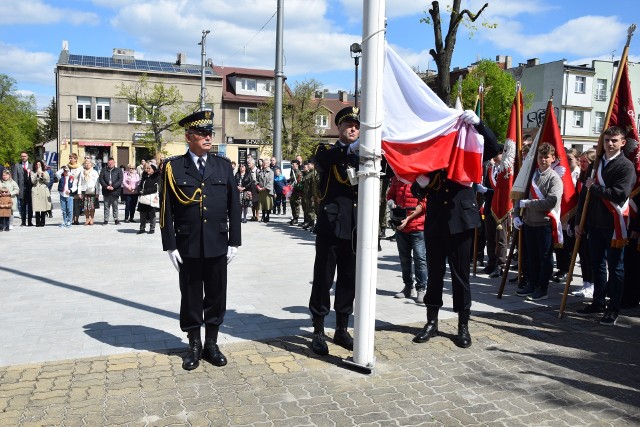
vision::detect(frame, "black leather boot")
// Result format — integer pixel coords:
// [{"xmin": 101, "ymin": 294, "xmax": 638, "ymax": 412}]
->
[
  {"xmin": 334, "ymin": 313, "xmax": 354, "ymax": 351},
  {"xmin": 311, "ymin": 316, "xmax": 328, "ymax": 356},
  {"xmin": 202, "ymin": 326, "xmax": 227, "ymax": 366},
  {"xmin": 413, "ymin": 307, "xmax": 439, "ymax": 343},
  {"xmin": 457, "ymin": 310, "xmax": 472, "ymax": 348},
  {"xmin": 182, "ymin": 329, "xmax": 202, "ymax": 370}
]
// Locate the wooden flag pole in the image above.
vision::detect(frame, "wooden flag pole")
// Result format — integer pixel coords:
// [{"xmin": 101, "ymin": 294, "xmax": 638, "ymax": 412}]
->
[
  {"xmin": 558, "ymin": 24, "xmax": 636, "ymax": 318},
  {"xmin": 472, "ymin": 85, "xmax": 484, "ymax": 277}
]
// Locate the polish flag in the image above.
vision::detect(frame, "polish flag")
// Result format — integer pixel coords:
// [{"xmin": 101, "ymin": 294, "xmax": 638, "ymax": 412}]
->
[{"xmin": 381, "ymin": 44, "xmax": 484, "ymax": 185}]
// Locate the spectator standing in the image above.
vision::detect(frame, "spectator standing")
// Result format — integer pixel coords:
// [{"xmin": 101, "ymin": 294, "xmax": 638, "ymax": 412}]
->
[
  {"xmin": 387, "ymin": 175, "xmax": 427, "ymax": 303},
  {"xmin": 122, "ymin": 164, "xmax": 140, "ymax": 223},
  {"xmin": 247, "ymin": 158, "xmax": 259, "ymax": 221},
  {"xmin": 235, "ymin": 163, "xmax": 253, "ymax": 223},
  {"xmin": 288, "ymin": 160, "xmax": 303, "ymax": 225},
  {"xmin": 301, "ymin": 161, "xmax": 319, "ymax": 231},
  {"xmin": 273, "ymin": 167, "xmax": 287, "ymax": 215},
  {"xmin": 571, "ymin": 149, "xmax": 596, "ymax": 297},
  {"xmin": 67, "ymin": 154, "xmax": 83, "ymax": 225},
  {"xmin": 55, "ymin": 165, "xmax": 77, "ymax": 228},
  {"xmin": 30, "ymin": 160, "xmax": 52, "ymax": 227},
  {"xmin": 136, "ymin": 163, "xmax": 160, "ymax": 234},
  {"xmin": 256, "ymin": 158, "xmax": 274, "ymax": 223},
  {"xmin": 136, "ymin": 159, "xmax": 146, "ymax": 177},
  {"xmin": 78, "ymin": 159, "xmax": 99, "ymax": 225},
  {"xmin": 575, "ymin": 126, "xmax": 636, "ymax": 325},
  {"xmin": 45, "ymin": 163, "xmax": 55, "ymax": 218},
  {"xmin": 0, "ymin": 169, "xmax": 19, "ymax": 231},
  {"xmin": 99, "ymin": 157, "xmax": 123, "ymax": 225},
  {"xmin": 11, "ymin": 151, "xmax": 33, "ymax": 226}
]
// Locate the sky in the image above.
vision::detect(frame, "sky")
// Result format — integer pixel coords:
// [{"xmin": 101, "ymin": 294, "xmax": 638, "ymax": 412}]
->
[{"xmin": 1, "ymin": 0, "xmax": 639, "ymax": 110}]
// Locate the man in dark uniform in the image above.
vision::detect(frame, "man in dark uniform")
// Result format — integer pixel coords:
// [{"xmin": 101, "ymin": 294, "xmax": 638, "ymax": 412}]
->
[
  {"xmin": 160, "ymin": 110, "xmax": 241, "ymax": 370},
  {"xmin": 411, "ymin": 109, "xmax": 500, "ymax": 348},
  {"xmin": 309, "ymin": 106, "xmax": 360, "ymax": 355}
]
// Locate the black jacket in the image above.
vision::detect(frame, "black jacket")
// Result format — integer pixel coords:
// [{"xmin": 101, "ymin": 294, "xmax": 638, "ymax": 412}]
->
[
  {"xmin": 160, "ymin": 152, "xmax": 241, "ymax": 258},
  {"xmin": 99, "ymin": 167, "xmax": 123, "ymax": 197}
]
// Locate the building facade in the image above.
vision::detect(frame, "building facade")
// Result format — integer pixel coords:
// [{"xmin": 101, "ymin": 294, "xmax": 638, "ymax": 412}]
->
[{"xmin": 55, "ymin": 43, "xmax": 222, "ymax": 169}]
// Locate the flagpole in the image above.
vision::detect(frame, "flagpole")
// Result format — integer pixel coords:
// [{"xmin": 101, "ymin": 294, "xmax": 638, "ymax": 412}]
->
[
  {"xmin": 558, "ymin": 24, "xmax": 636, "ymax": 318},
  {"xmin": 515, "ymin": 84, "xmax": 524, "ymax": 287},
  {"xmin": 472, "ymin": 85, "xmax": 483, "ymax": 277},
  {"xmin": 344, "ymin": 0, "xmax": 385, "ymax": 372}
]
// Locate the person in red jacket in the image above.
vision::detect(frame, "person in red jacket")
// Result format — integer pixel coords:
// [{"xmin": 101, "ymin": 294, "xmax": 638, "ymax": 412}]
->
[{"xmin": 387, "ymin": 176, "xmax": 427, "ymax": 304}]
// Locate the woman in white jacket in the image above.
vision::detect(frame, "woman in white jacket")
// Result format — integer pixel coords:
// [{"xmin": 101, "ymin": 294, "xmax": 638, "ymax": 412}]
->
[{"xmin": 77, "ymin": 159, "xmax": 99, "ymax": 225}]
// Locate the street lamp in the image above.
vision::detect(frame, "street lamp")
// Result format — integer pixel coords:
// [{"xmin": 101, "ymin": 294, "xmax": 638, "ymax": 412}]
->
[
  {"xmin": 68, "ymin": 104, "xmax": 73, "ymax": 155},
  {"xmin": 350, "ymin": 42, "xmax": 362, "ymax": 108},
  {"xmin": 198, "ymin": 29, "xmax": 211, "ymax": 111}
]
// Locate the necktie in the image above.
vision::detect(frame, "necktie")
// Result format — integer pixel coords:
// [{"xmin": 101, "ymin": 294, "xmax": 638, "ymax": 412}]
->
[{"xmin": 198, "ymin": 157, "xmax": 205, "ymax": 177}]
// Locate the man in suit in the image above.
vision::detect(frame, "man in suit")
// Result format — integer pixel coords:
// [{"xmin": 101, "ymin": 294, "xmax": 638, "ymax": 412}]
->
[
  {"xmin": 160, "ymin": 110, "xmax": 241, "ymax": 370},
  {"xmin": 99, "ymin": 157, "xmax": 123, "ymax": 225},
  {"xmin": 308, "ymin": 106, "xmax": 360, "ymax": 356},
  {"xmin": 411, "ymin": 110, "xmax": 500, "ymax": 348},
  {"xmin": 11, "ymin": 151, "xmax": 33, "ymax": 226}
]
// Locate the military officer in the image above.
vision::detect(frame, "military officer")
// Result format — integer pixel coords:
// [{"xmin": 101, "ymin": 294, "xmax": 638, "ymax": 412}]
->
[
  {"xmin": 309, "ymin": 106, "xmax": 360, "ymax": 356},
  {"xmin": 300, "ymin": 160, "xmax": 319, "ymax": 230},
  {"xmin": 160, "ymin": 110, "xmax": 241, "ymax": 370},
  {"xmin": 411, "ymin": 110, "xmax": 500, "ymax": 349}
]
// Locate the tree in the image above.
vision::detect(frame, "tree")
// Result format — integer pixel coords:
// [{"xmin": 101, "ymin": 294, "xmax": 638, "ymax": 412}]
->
[
  {"xmin": 117, "ymin": 74, "xmax": 189, "ymax": 155},
  {"xmin": 460, "ymin": 60, "xmax": 517, "ymax": 141},
  {"xmin": 422, "ymin": 0, "xmax": 493, "ymax": 105},
  {"xmin": 0, "ymin": 74, "xmax": 37, "ymax": 166},
  {"xmin": 252, "ymin": 79, "xmax": 326, "ymax": 160},
  {"xmin": 37, "ymin": 97, "xmax": 58, "ymax": 143}
]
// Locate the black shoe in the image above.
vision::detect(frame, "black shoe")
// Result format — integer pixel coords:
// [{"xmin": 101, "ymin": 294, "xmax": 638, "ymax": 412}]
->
[
  {"xmin": 103, "ymin": 221, "xmax": 108, "ymax": 225},
  {"xmin": 182, "ymin": 339, "xmax": 202, "ymax": 371},
  {"xmin": 202, "ymin": 341, "xmax": 227, "ymax": 366},
  {"xmin": 21, "ymin": 222, "xmax": 26, "ymax": 227},
  {"xmin": 241, "ymin": 219, "xmax": 247, "ymax": 223},
  {"xmin": 124, "ymin": 219, "xmax": 130, "ymax": 223},
  {"xmin": 552, "ymin": 272, "xmax": 567, "ymax": 283},
  {"xmin": 599, "ymin": 310, "xmax": 619, "ymax": 326},
  {"xmin": 114, "ymin": 220, "xmax": 121, "ymax": 225},
  {"xmin": 299, "ymin": 222, "xmax": 308, "ymax": 228},
  {"xmin": 576, "ymin": 303, "xmax": 605, "ymax": 316},
  {"xmin": 482, "ymin": 265, "xmax": 494, "ymax": 274},
  {"xmin": 489, "ymin": 267, "xmax": 504, "ymax": 278},
  {"xmin": 28, "ymin": 222, "xmax": 34, "ymax": 227},
  {"xmin": 333, "ymin": 328, "xmax": 353, "ymax": 351},
  {"xmin": 311, "ymin": 333, "xmax": 329, "ymax": 356},
  {"xmin": 148, "ymin": 230, "xmax": 155, "ymax": 234},
  {"xmin": 413, "ymin": 320, "xmax": 438, "ymax": 343},
  {"xmin": 456, "ymin": 323, "xmax": 472, "ymax": 348},
  {"xmin": 289, "ymin": 218, "xmax": 298, "ymax": 225},
  {"xmin": 136, "ymin": 229, "xmax": 145, "ymax": 235},
  {"xmin": 129, "ymin": 219, "xmax": 136, "ymax": 223}
]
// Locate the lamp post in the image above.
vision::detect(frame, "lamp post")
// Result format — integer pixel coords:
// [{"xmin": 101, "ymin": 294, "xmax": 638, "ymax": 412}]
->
[
  {"xmin": 350, "ymin": 43, "xmax": 362, "ymax": 108},
  {"xmin": 198, "ymin": 29, "xmax": 211, "ymax": 111},
  {"xmin": 68, "ymin": 104, "xmax": 73, "ymax": 155}
]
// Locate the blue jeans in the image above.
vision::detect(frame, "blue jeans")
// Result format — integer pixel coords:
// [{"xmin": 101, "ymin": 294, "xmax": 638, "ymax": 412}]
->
[
  {"xmin": 587, "ymin": 226, "xmax": 625, "ymax": 311},
  {"xmin": 523, "ymin": 223, "xmax": 553, "ymax": 292},
  {"xmin": 396, "ymin": 230, "xmax": 427, "ymax": 290},
  {"xmin": 59, "ymin": 195, "xmax": 73, "ymax": 225}
]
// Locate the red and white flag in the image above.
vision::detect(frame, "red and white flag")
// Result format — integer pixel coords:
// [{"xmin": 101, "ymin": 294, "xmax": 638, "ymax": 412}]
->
[{"xmin": 381, "ymin": 44, "xmax": 484, "ymax": 185}]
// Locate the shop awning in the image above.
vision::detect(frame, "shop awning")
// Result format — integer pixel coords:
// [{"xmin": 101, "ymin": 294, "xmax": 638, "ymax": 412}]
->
[{"xmin": 78, "ymin": 141, "xmax": 113, "ymax": 147}]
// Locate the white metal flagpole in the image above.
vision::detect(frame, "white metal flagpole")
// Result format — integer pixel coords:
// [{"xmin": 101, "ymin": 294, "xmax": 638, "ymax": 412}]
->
[{"xmin": 344, "ymin": 0, "xmax": 385, "ymax": 372}]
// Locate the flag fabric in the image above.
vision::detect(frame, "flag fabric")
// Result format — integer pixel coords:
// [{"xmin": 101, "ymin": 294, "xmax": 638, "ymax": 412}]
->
[
  {"xmin": 381, "ymin": 44, "xmax": 484, "ymax": 186},
  {"xmin": 489, "ymin": 90, "xmax": 521, "ymax": 226},
  {"xmin": 609, "ymin": 59, "xmax": 640, "ymax": 205},
  {"xmin": 541, "ymin": 101, "xmax": 578, "ymax": 223}
]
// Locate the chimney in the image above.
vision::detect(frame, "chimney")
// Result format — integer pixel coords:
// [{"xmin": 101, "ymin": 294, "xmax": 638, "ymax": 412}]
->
[
  {"xmin": 62, "ymin": 40, "xmax": 69, "ymax": 51},
  {"xmin": 176, "ymin": 53, "xmax": 187, "ymax": 65},
  {"xmin": 338, "ymin": 90, "xmax": 348, "ymax": 102},
  {"xmin": 506, "ymin": 55, "xmax": 512, "ymax": 69},
  {"xmin": 526, "ymin": 58, "xmax": 540, "ymax": 67}
]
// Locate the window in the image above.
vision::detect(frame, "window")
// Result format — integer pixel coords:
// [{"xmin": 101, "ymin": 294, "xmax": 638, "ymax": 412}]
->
[
  {"xmin": 77, "ymin": 96, "xmax": 91, "ymax": 120},
  {"xmin": 595, "ymin": 79, "xmax": 607, "ymax": 101},
  {"xmin": 96, "ymin": 98, "xmax": 110, "ymax": 121},
  {"xmin": 574, "ymin": 76, "xmax": 586, "ymax": 94},
  {"xmin": 240, "ymin": 78, "xmax": 257, "ymax": 92},
  {"xmin": 573, "ymin": 110, "xmax": 584, "ymax": 127},
  {"xmin": 265, "ymin": 82, "xmax": 274, "ymax": 93},
  {"xmin": 239, "ymin": 107, "xmax": 257, "ymax": 124},
  {"xmin": 128, "ymin": 105, "xmax": 141, "ymax": 123},
  {"xmin": 315, "ymin": 114, "xmax": 329, "ymax": 128},
  {"xmin": 594, "ymin": 112, "xmax": 605, "ymax": 133}
]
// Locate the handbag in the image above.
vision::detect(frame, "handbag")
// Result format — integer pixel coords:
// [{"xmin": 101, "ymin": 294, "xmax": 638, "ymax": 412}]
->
[{"xmin": 138, "ymin": 183, "xmax": 159, "ymax": 208}]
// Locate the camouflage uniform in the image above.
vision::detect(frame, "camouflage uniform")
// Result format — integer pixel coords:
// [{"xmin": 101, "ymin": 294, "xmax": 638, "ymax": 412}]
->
[
  {"xmin": 302, "ymin": 167, "xmax": 319, "ymax": 227},
  {"xmin": 288, "ymin": 168, "xmax": 304, "ymax": 224}
]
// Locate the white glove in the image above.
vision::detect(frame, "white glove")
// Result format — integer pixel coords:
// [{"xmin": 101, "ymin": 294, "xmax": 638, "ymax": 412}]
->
[
  {"xmin": 462, "ymin": 110, "xmax": 480, "ymax": 126},
  {"xmin": 167, "ymin": 249, "xmax": 183, "ymax": 272},
  {"xmin": 476, "ymin": 183, "xmax": 488, "ymax": 193},
  {"xmin": 227, "ymin": 246, "xmax": 238, "ymax": 264},
  {"xmin": 513, "ymin": 217, "xmax": 523, "ymax": 230},
  {"xmin": 386, "ymin": 199, "xmax": 396, "ymax": 209},
  {"xmin": 348, "ymin": 140, "xmax": 360, "ymax": 155},
  {"xmin": 519, "ymin": 199, "xmax": 531, "ymax": 209},
  {"xmin": 416, "ymin": 174, "xmax": 431, "ymax": 188}
]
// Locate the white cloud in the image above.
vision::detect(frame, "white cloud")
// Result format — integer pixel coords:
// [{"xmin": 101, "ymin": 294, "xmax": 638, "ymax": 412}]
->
[
  {"xmin": 482, "ymin": 15, "xmax": 627, "ymax": 58},
  {"xmin": 339, "ymin": 0, "xmax": 427, "ymax": 20},
  {"xmin": 0, "ymin": 42, "xmax": 57, "ymax": 87},
  {"xmin": 0, "ymin": 1, "xmax": 99, "ymax": 25}
]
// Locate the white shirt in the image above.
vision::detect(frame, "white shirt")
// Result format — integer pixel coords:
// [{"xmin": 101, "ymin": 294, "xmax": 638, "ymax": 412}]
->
[{"xmin": 188, "ymin": 151, "xmax": 208, "ymax": 169}]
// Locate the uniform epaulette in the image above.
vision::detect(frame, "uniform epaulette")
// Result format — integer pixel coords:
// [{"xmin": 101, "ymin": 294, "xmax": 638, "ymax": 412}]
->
[
  {"xmin": 165, "ymin": 155, "xmax": 182, "ymax": 162},
  {"xmin": 213, "ymin": 153, "xmax": 231, "ymax": 163}
]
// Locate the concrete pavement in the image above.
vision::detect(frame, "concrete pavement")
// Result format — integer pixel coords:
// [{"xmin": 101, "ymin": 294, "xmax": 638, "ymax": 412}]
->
[{"xmin": 1, "ymin": 204, "xmax": 639, "ymax": 425}]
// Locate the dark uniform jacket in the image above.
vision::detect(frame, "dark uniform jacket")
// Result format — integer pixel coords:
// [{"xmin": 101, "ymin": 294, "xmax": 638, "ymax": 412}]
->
[
  {"xmin": 412, "ymin": 121, "xmax": 500, "ymax": 237},
  {"xmin": 575, "ymin": 154, "xmax": 635, "ymax": 229},
  {"xmin": 314, "ymin": 142, "xmax": 359, "ymax": 240},
  {"xmin": 160, "ymin": 152, "xmax": 241, "ymax": 258}
]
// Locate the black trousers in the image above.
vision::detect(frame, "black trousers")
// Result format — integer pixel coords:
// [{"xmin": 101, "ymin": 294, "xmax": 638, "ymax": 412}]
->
[
  {"xmin": 309, "ymin": 233, "xmax": 356, "ymax": 319},
  {"xmin": 425, "ymin": 228, "xmax": 474, "ymax": 312},
  {"xmin": 19, "ymin": 195, "xmax": 33, "ymax": 223},
  {"xmin": 179, "ymin": 255, "xmax": 227, "ymax": 332}
]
